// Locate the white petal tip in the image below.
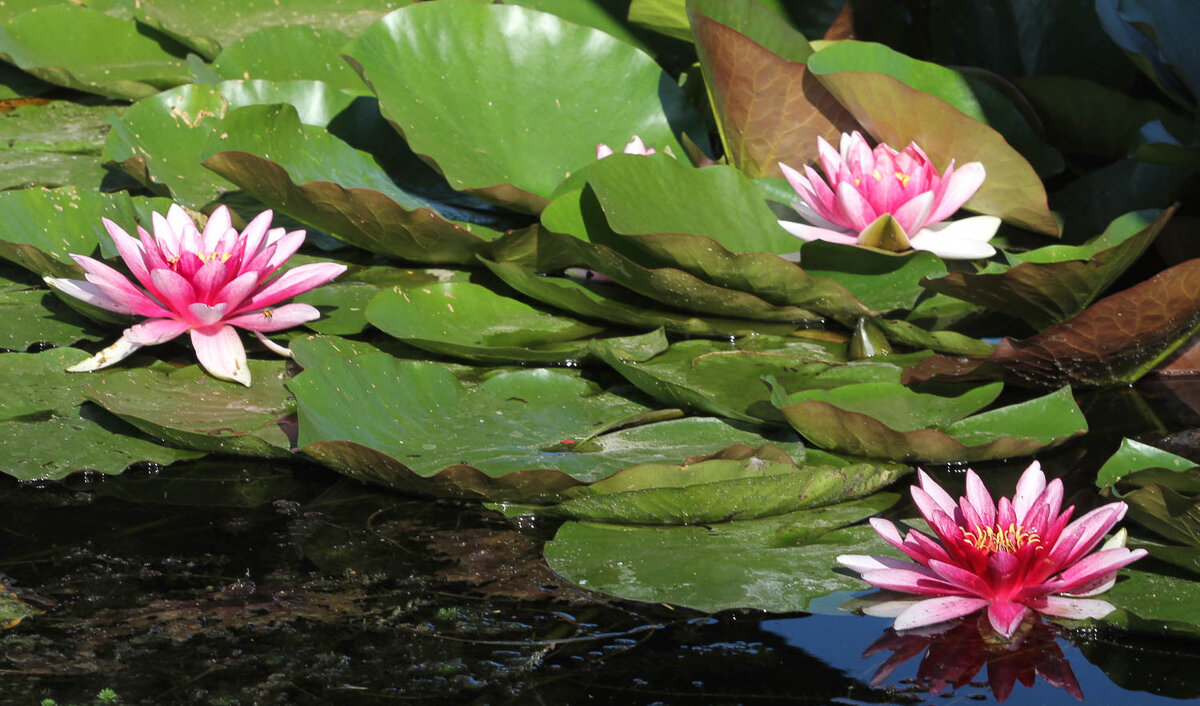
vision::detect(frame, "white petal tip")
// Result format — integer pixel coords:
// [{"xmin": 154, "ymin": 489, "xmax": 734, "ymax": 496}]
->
[{"xmin": 66, "ymin": 337, "xmax": 141, "ymax": 373}]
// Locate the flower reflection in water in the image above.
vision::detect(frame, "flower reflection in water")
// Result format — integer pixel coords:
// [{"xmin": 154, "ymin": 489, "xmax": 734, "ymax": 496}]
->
[{"xmin": 863, "ymin": 610, "xmax": 1083, "ymax": 702}]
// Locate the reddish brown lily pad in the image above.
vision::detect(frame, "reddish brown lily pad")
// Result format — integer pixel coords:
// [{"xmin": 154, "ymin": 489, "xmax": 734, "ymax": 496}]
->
[
  {"xmin": 688, "ymin": 0, "xmax": 858, "ymax": 178},
  {"xmin": 907, "ymin": 257, "xmax": 1200, "ymax": 388}
]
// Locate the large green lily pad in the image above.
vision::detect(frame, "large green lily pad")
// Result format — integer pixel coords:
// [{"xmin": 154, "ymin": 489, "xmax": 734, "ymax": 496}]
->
[
  {"xmin": 480, "ymin": 258, "xmax": 799, "ymax": 337},
  {"xmin": 0, "ymin": 5, "xmax": 190, "ymax": 100},
  {"xmin": 104, "ymin": 80, "xmax": 359, "ymax": 208},
  {"xmin": 201, "ymin": 103, "xmax": 496, "ymax": 263},
  {"xmin": 0, "ymin": 187, "xmax": 164, "ymax": 279},
  {"xmin": 547, "ymin": 450, "xmax": 908, "ymax": 524},
  {"xmin": 209, "ymin": 25, "xmax": 368, "ymax": 93},
  {"xmin": 0, "ymin": 283, "xmax": 106, "ymax": 350},
  {"xmin": 544, "ymin": 495, "xmax": 897, "ymax": 613},
  {"xmin": 84, "ymin": 359, "xmax": 297, "ymax": 458},
  {"xmin": 687, "ymin": 0, "xmax": 858, "ymax": 178},
  {"xmin": 342, "ymin": 1, "xmax": 707, "ymax": 212},
  {"xmin": 292, "ymin": 351, "xmax": 811, "ymax": 501},
  {"xmin": 0, "ymin": 404, "xmax": 204, "ymax": 481},
  {"xmin": 771, "ymin": 381, "xmax": 1087, "ymax": 462},
  {"xmin": 807, "ymin": 42, "xmax": 1058, "ymax": 235},
  {"xmin": 129, "ymin": 0, "xmax": 402, "ymax": 60},
  {"xmin": 593, "ymin": 336, "xmax": 919, "ymax": 424},
  {"xmin": 922, "ymin": 209, "xmax": 1175, "ymax": 329},
  {"xmin": 586, "ymin": 155, "xmax": 804, "ymax": 255},
  {"xmin": 365, "ymin": 282, "xmax": 613, "ymax": 364}
]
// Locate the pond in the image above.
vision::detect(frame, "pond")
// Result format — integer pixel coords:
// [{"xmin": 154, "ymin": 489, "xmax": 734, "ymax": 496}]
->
[{"xmin": 4, "ymin": 380, "xmax": 1198, "ymax": 705}]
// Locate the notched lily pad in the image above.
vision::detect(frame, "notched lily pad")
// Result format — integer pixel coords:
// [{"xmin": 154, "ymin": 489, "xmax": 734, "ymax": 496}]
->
[
  {"xmin": 1097, "ymin": 439, "xmax": 1200, "ymax": 551},
  {"xmin": 292, "ymin": 351, "xmax": 811, "ymax": 501},
  {"xmin": 544, "ymin": 448, "xmax": 908, "ymax": 524},
  {"xmin": 770, "ymin": 380, "xmax": 1086, "ymax": 462},
  {"xmin": 687, "ymin": 0, "xmax": 859, "ymax": 178},
  {"xmin": 84, "ymin": 359, "xmax": 297, "ymax": 458},
  {"xmin": 366, "ymin": 281, "xmax": 625, "ymax": 364},
  {"xmin": 202, "ymin": 103, "xmax": 496, "ymax": 263},
  {"xmin": 0, "ymin": 403, "xmax": 204, "ymax": 481},
  {"xmin": 544, "ymin": 495, "xmax": 898, "ymax": 613},
  {"xmin": 342, "ymin": 1, "xmax": 707, "ymax": 212}
]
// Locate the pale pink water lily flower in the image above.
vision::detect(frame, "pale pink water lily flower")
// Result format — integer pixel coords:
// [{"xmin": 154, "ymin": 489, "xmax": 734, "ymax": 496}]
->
[
  {"xmin": 837, "ymin": 461, "xmax": 1146, "ymax": 638},
  {"xmin": 596, "ymin": 135, "xmax": 656, "ymax": 159},
  {"xmin": 45, "ymin": 205, "xmax": 346, "ymax": 386},
  {"xmin": 778, "ymin": 131, "xmax": 1001, "ymax": 259}
]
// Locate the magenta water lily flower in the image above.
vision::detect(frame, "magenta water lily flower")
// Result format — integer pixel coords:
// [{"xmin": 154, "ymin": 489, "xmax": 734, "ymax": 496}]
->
[
  {"xmin": 838, "ymin": 461, "xmax": 1146, "ymax": 638},
  {"xmin": 45, "ymin": 205, "xmax": 346, "ymax": 386},
  {"xmin": 779, "ymin": 131, "xmax": 1000, "ymax": 259},
  {"xmin": 596, "ymin": 135, "xmax": 656, "ymax": 159}
]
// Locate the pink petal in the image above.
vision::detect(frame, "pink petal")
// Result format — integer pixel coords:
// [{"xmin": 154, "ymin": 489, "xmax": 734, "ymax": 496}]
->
[
  {"xmin": 986, "ymin": 601, "xmax": 1028, "ymax": 637},
  {"xmin": 925, "ymin": 558, "xmax": 992, "ymax": 597},
  {"xmin": 149, "ymin": 268, "xmax": 198, "ymax": 314},
  {"xmin": 124, "ymin": 317, "xmax": 190, "ymax": 345},
  {"xmin": 261, "ymin": 229, "xmax": 307, "ymax": 275},
  {"xmin": 231, "ymin": 210, "xmax": 275, "ymax": 270},
  {"xmin": 151, "ymin": 211, "xmax": 181, "ymax": 260},
  {"xmin": 1012, "ymin": 461, "xmax": 1046, "ymax": 522},
  {"xmin": 964, "ymin": 469, "xmax": 996, "ymax": 528},
  {"xmin": 187, "ymin": 302, "xmax": 229, "ymax": 327},
  {"xmin": 236, "ymin": 262, "xmax": 346, "ymax": 312},
  {"xmin": 917, "ymin": 469, "xmax": 959, "ymax": 515},
  {"xmin": 859, "ymin": 565, "xmax": 963, "ymax": 596},
  {"xmin": 65, "ymin": 335, "xmax": 142, "ymax": 372},
  {"xmin": 893, "ymin": 595, "xmax": 988, "ymax": 631},
  {"xmin": 1050, "ymin": 547, "xmax": 1147, "ymax": 594},
  {"xmin": 927, "ymin": 161, "xmax": 986, "ymax": 223},
  {"xmin": 103, "ymin": 217, "xmax": 153, "ymax": 290},
  {"xmin": 888, "ymin": 190, "xmax": 934, "ymax": 236},
  {"xmin": 46, "ymin": 276, "xmax": 167, "ymax": 318},
  {"xmin": 191, "ymin": 259, "xmax": 229, "ymax": 304},
  {"xmin": 777, "ymin": 219, "xmax": 859, "ymax": 244},
  {"xmin": 167, "ymin": 203, "xmax": 201, "ymax": 253},
  {"xmin": 190, "ymin": 325, "xmax": 250, "ymax": 386},
  {"xmin": 1027, "ymin": 595, "xmax": 1116, "ymax": 621},
  {"xmin": 213, "ymin": 270, "xmax": 260, "ymax": 313},
  {"xmin": 225, "ymin": 302, "xmax": 320, "ymax": 331},
  {"xmin": 909, "ymin": 217, "xmax": 1000, "ymax": 259},
  {"xmin": 201, "ymin": 205, "xmax": 233, "ymax": 254},
  {"xmin": 834, "ymin": 180, "xmax": 876, "ymax": 231}
]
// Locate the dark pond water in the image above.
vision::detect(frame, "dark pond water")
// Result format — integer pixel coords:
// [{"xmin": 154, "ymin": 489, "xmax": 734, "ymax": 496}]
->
[{"xmin": 3, "ymin": 382, "xmax": 1200, "ymax": 705}]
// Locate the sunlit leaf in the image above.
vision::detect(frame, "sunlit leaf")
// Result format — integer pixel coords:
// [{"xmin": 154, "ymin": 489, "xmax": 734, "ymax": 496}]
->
[{"xmin": 343, "ymin": 1, "xmax": 708, "ymax": 212}]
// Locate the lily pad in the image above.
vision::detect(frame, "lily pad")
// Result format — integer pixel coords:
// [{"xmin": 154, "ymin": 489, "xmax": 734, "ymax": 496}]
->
[
  {"xmin": 480, "ymin": 258, "xmax": 799, "ymax": 337},
  {"xmin": 365, "ymin": 282, "xmax": 612, "ymax": 364},
  {"xmin": 807, "ymin": 41, "xmax": 1058, "ymax": 235},
  {"xmin": 342, "ymin": 1, "xmax": 707, "ymax": 212},
  {"xmin": 0, "ymin": 187, "xmax": 161, "ymax": 278},
  {"xmin": 129, "ymin": 0, "xmax": 402, "ymax": 60},
  {"xmin": 0, "ymin": 404, "xmax": 204, "ymax": 481},
  {"xmin": 547, "ymin": 451, "xmax": 908, "ymax": 524},
  {"xmin": 201, "ymin": 103, "xmax": 496, "ymax": 263},
  {"xmin": 800, "ymin": 242, "xmax": 946, "ymax": 313},
  {"xmin": 687, "ymin": 0, "xmax": 858, "ymax": 178},
  {"xmin": 983, "ymin": 258, "xmax": 1200, "ymax": 388},
  {"xmin": 84, "ymin": 359, "xmax": 298, "ymax": 458},
  {"xmin": 103, "ymin": 80, "xmax": 359, "ymax": 208},
  {"xmin": 587, "ymin": 154, "xmax": 805, "ymax": 255},
  {"xmin": 770, "ymin": 381, "xmax": 1087, "ymax": 462},
  {"xmin": 292, "ymin": 351, "xmax": 810, "ymax": 501},
  {"xmin": 0, "ymin": 99, "xmax": 119, "ymax": 154},
  {"xmin": 0, "ymin": 152, "xmax": 108, "ymax": 191},
  {"xmin": 0, "ymin": 284, "xmax": 106, "ymax": 350},
  {"xmin": 0, "ymin": 5, "xmax": 190, "ymax": 100},
  {"xmin": 544, "ymin": 496, "xmax": 897, "ymax": 613},
  {"xmin": 592, "ymin": 336, "xmax": 919, "ymax": 424},
  {"xmin": 0, "ymin": 347, "xmax": 103, "ymax": 421},
  {"xmin": 209, "ymin": 26, "xmax": 368, "ymax": 93},
  {"xmin": 922, "ymin": 209, "xmax": 1175, "ymax": 329},
  {"xmin": 1097, "ymin": 438, "xmax": 1199, "ymax": 488},
  {"xmin": 542, "ymin": 185, "xmax": 871, "ymax": 326}
]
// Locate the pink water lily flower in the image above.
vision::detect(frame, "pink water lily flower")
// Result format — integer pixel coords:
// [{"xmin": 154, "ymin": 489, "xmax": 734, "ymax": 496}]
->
[
  {"xmin": 838, "ymin": 461, "xmax": 1146, "ymax": 638},
  {"xmin": 45, "ymin": 205, "xmax": 346, "ymax": 386},
  {"xmin": 778, "ymin": 131, "xmax": 1000, "ymax": 259},
  {"xmin": 596, "ymin": 135, "xmax": 656, "ymax": 159}
]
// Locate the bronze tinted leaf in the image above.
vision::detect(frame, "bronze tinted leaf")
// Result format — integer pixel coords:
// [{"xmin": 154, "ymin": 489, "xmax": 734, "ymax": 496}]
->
[{"xmin": 688, "ymin": 0, "xmax": 858, "ymax": 177}]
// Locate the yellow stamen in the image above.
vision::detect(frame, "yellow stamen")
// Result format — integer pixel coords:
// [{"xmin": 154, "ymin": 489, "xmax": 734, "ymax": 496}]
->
[
  {"xmin": 871, "ymin": 169, "xmax": 882, "ymax": 181},
  {"xmin": 895, "ymin": 172, "xmax": 911, "ymax": 187},
  {"xmin": 961, "ymin": 522, "xmax": 1041, "ymax": 554}
]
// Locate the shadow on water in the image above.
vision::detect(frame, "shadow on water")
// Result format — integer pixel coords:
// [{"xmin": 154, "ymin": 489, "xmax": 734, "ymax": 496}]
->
[{"xmin": 3, "ymin": 379, "xmax": 1200, "ymax": 704}]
